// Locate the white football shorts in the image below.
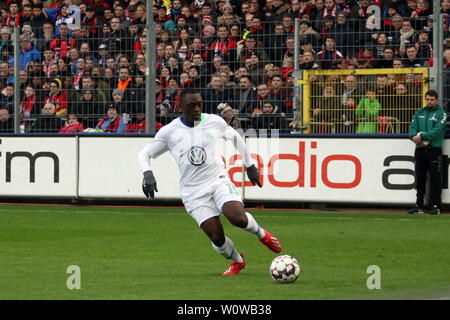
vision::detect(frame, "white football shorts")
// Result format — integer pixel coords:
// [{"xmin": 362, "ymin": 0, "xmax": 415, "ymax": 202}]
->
[{"xmin": 183, "ymin": 176, "xmax": 243, "ymax": 226}]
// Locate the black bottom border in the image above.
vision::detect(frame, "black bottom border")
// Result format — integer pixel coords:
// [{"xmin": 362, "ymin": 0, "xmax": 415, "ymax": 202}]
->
[{"xmin": 0, "ymin": 299, "xmax": 445, "ymax": 318}]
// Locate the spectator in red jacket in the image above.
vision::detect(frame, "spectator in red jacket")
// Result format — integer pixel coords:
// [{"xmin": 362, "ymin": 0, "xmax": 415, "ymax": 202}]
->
[
  {"xmin": 50, "ymin": 22, "xmax": 76, "ymax": 58},
  {"xmin": 206, "ymin": 24, "xmax": 237, "ymax": 67},
  {"xmin": 126, "ymin": 108, "xmax": 163, "ymax": 133},
  {"xmin": 43, "ymin": 78, "xmax": 68, "ymax": 117},
  {"xmin": 59, "ymin": 113, "xmax": 85, "ymax": 133}
]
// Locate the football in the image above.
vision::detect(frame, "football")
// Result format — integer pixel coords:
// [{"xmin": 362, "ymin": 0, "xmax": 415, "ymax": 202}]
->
[{"xmin": 269, "ymin": 255, "xmax": 300, "ymax": 284}]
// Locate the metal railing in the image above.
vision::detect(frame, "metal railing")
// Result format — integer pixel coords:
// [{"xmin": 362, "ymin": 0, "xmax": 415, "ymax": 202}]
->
[{"xmin": 0, "ymin": 6, "xmax": 446, "ymax": 135}]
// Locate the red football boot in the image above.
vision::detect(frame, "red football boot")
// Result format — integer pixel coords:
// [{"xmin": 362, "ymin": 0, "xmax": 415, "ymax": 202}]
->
[
  {"xmin": 260, "ymin": 230, "xmax": 282, "ymax": 253},
  {"xmin": 223, "ymin": 254, "xmax": 246, "ymax": 276}
]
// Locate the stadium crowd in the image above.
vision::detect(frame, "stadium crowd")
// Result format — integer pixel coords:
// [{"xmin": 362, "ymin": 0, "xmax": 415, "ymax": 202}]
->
[{"xmin": 0, "ymin": 0, "xmax": 448, "ymax": 134}]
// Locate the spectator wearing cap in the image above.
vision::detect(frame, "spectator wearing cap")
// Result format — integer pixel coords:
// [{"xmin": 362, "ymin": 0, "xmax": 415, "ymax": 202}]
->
[
  {"xmin": 95, "ymin": 104, "xmax": 127, "ymax": 133},
  {"xmin": 381, "ymin": 3, "xmax": 406, "ymax": 30},
  {"xmin": 201, "ymin": 14, "xmax": 214, "ymax": 26},
  {"xmin": 22, "ymin": 24, "xmax": 38, "ymax": 46},
  {"xmin": 222, "ymin": 2, "xmax": 242, "ymax": 24},
  {"xmin": 19, "ymin": 33, "xmax": 42, "ymax": 70},
  {"xmin": 97, "ymin": 43, "xmax": 109, "ymax": 69},
  {"xmin": 108, "ymin": 88, "xmax": 131, "ymax": 114},
  {"xmin": 155, "ymin": 4, "xmax": 171, "ymax": 24},
  {"xmin": 218, "ymin": 102, "xmax": 241, "ymax": 129},
  {"xmin": 202, "ymin": 24, "xmax": 216, "ymax": 49},
  {"xmin": 0, "ymin": 27, "xmax": 12, "ymax": 54}
]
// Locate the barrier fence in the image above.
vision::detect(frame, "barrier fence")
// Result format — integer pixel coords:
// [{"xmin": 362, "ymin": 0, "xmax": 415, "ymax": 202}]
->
[
  {"xmin": 1, "ymin": 135, "xmax": 449, "ymax": 205},
  {"xmin": 0, "ymin": 5, "xmax": 447, "ymax": 134},
  {"xmin": 301, "ymin": 67, "xmax": 429, "ymax": 134}
]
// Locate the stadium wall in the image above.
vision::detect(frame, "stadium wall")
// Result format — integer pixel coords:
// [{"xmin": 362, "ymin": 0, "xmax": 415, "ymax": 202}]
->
[{"xmin": 0, "ymin": 136, "xmax": 449, "ymax": 205}]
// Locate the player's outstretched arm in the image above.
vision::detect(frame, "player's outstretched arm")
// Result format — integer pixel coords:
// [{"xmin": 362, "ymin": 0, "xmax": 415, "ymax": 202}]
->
[
  {"xmin": 142, "ymin": 170, "xmax": 158, "ymax": 198},
  {"xmin": 246, "ymin": 164, "xmax": 262, "ymax": 188},
  {"xmin": 138, "ymin": 132, "xmax": 169, "ymax": 199}
]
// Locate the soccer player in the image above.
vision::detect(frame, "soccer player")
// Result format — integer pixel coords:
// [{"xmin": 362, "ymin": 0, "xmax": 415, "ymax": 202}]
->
[{"xmin": 138, "ymin": 87, "xmax": 282, "ymax": 275}]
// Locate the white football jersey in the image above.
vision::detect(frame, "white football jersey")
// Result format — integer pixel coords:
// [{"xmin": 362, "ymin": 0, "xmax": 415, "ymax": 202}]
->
[{"xmin": 138, "ymin": 114, "xmax": 254, "ymax": 198}]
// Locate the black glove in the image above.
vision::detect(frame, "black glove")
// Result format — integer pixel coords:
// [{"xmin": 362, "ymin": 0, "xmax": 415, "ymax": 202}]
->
[
  {"xmin": 142, "ymin": 170, "xmax": 158, "ymax": 198},
  {"xmin": 246, "ymin": 164, "xmax": 262, "ymax": 187}
]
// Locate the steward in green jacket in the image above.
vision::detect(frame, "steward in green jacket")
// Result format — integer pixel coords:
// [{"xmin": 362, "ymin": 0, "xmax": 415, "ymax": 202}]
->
[{"xmin": 407, "ymin": 90, "xmax": 447, "ymax": 215}]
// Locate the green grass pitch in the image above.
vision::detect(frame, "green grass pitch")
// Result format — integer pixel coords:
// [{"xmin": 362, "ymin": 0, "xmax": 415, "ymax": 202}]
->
[{"xmin": 0, "ymin": 204, "xmax": 449, "ymax": 300}]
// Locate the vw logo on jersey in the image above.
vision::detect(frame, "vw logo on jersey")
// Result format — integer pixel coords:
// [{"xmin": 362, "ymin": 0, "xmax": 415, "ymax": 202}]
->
[{"xmin": 188, "ymin": 146, "xmax": 207, "ymax": 166}]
